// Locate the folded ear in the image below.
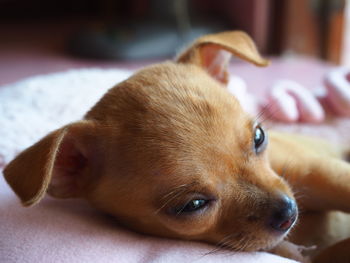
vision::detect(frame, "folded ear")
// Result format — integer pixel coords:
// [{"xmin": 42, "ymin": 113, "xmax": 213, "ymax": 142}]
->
[
  {"xmin": 3, "ymin": 120, "xmax": 98, "ymax": 206},
  {"xmin": 176, "ymin": 31, "xmax": 269, "ymax": 84}
]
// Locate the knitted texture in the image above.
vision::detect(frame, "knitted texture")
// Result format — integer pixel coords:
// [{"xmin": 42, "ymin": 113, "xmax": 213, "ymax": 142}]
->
[{"xmin": 0, "ymin": 68, "xmax": 131, "ymax": 167}]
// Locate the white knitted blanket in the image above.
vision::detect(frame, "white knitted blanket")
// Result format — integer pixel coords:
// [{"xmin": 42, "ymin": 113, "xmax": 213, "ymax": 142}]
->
[{"xmin": 0, "ymin": 68, "xmax": 131, "ymax": 166}]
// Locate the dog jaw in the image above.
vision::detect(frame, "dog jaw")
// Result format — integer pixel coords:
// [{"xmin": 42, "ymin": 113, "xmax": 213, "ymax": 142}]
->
[{"xmin": 85, "ymin": 62, "xmax": 297, "ymax": 251}]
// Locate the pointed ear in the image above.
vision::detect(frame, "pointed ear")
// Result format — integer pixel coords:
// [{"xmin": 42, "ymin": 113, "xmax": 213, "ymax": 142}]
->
[
  {"xmin": 3, "ymin": 120, "xmax": 97, "ymax": 206},
  {"xmin": 176, "ymin": 31, "xmax": 269, "ymax": 84}
]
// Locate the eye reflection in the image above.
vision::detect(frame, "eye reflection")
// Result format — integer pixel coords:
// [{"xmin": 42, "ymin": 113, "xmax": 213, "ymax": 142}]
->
[{"xmin": 173, "ymin": 199, "xmax": 209, "ymax": 214}]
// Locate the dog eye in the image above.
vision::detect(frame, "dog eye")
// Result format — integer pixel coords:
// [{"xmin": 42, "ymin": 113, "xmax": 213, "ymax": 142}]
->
[
  {"xmin": 254, "ymin": 125, "xmax": 266, "ymax": 153},
  {"xmin": 173, "ymin": 199, "xmax": 209, "ymax": 214}
]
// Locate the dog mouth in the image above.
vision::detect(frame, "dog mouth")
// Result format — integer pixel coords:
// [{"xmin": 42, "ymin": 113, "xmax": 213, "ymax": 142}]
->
[{"xmin": 212, "ymin": 211, "xmax": 298, "ymax": 253}]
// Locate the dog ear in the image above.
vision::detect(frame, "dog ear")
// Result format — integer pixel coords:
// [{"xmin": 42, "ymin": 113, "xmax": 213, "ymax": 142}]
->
[
  {"xmin": 3, "ymin": 120, "xmax": 98, "ymax": 206},
  {"xmin": 176, "ymin": 31, "xmax": 269, "ymax": 84}
]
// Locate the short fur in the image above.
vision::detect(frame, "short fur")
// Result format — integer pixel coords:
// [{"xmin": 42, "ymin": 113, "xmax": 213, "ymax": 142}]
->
[{"xmin": 4, "ymin": 31, "xmax": 350, "ymax": 262}]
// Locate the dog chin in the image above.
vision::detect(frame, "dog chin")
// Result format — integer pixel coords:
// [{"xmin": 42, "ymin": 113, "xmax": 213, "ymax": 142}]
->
[
  {"xmin": 263, "ymin": 235, "xmax": 287, "ymax": 251},
  {"xmin": 241, "ymin": 235, "xmax": 286, "ymax": 252},
  {"xmin": 233, "ymin": 229, "xmax": 292, "ymax": 252}
]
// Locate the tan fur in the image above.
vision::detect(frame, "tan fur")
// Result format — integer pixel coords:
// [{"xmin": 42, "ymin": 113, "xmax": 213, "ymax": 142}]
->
[{"xmin": 3, "ymin": 31, "xmax": 350, "ymax": 262}]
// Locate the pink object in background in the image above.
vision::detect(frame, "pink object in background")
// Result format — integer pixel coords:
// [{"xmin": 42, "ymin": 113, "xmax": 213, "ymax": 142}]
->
[
  {"xmin": 324, "ymin": 68, "xmax": 350, "ymax": 117},
  {"xmin": 266, "ymin": 80, "xmax": 325, "ymax": 123}
]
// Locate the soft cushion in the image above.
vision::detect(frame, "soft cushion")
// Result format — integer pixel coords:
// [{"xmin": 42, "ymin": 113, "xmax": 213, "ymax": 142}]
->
[{"xmin": 0, "ymin": 68, "xmax": 297, "ymax": 263}]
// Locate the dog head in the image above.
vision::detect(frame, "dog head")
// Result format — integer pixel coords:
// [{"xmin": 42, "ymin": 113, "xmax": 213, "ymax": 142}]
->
[{"xmin": 4, "ymin": 31, "xmax": 297, "ymax": 251}]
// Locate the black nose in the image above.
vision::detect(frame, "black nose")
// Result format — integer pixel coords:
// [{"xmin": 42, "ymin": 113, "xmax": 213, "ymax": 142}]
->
[{"xmin": 269, "ymin": 195, "xmax": 297, "ymax": 232}]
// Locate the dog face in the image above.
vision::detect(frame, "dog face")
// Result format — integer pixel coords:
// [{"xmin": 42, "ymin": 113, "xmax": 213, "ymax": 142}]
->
[{"xmin": 4, "ymin": 32, "xmax": 297, "ymax": 251}]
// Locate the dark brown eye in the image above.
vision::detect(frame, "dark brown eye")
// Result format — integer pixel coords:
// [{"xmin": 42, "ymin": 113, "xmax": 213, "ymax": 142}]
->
[
  {"xmin": 254, "ymin": 125, "xmax": 266, "ymax": 153},
  {"xmin": 173, "ymin": 199, "xmax": 209, "ymax": 214}
]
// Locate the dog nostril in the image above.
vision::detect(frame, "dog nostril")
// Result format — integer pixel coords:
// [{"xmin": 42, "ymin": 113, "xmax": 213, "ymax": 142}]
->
[{"xmin": 269, "ymin": 195, "xmax": 297, "ymax": 232}]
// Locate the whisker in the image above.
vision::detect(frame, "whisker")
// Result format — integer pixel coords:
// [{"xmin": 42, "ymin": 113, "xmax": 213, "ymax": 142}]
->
[
  {"xmin": 277, "ymin": 162, "xmax": 311, "ymax": 212},
  {"xmin": 202, "ymin": 233, "xmax": 243, "ymax": 257},
  {"xmin": 259, "ymin": 109, "xmax": 277, "ymax": 124},
  {"xmin": 154, "ymin": 182, "xmax": 197, "ymax": 214},
  {"xmin": 160, "ymin": 183, "xmax": 193, "ymax": 200},
  {"xmin": 154, "ymin": 190, "xmax": 186, "ymax": 214},
  {"xmin": 240, "ymin": 239, "xmax": 250, "ymax": 252},
  {"xmin": 254, "ymin": 101, "xmax": 280, "ymax": 124},
  {"xmin": 293, "ymin": 192, "xmax": 307, "ymax": 201},
  {"xmin": 254, "ymin": 102, "xmax": 274, "ymax": 122}
]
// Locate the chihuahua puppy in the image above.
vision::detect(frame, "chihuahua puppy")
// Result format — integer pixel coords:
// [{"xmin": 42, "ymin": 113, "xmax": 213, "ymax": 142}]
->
[{"xmin": 4, "ymin": 31, "xmax": 350, "ymax": 262}]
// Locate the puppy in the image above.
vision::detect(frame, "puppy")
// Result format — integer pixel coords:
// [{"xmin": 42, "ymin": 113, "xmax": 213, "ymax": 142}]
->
[{"xmin": 4, "ymin": 31, "xmax": 350, "ymax": 262}]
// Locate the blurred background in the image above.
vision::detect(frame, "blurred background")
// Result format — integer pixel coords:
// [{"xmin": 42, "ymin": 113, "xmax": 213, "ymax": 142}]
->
[{"xmin": 0, "ymin": 0, "xmax": 349, "ymax": 88}]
